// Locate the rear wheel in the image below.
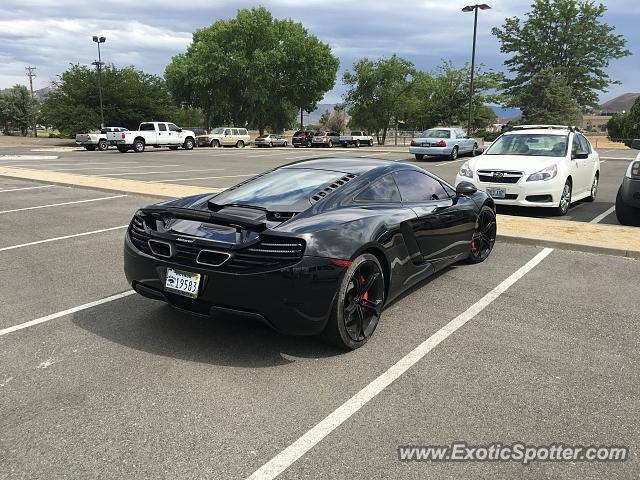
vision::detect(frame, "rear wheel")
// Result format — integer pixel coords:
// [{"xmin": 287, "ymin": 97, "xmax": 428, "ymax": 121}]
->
[
  {"xmin": 328, "ymin": 140, "xmax": 333, "ymax": 148},
  {"xmin": 471, "ymin": 143, "xmax": 478, "ymax": 156},
  {"xmin": 355, "ymin": 140, "xmax": 360, "ymax": 148},
  {"xmin": 414, "ymin": 154, "xmax": 424, "ymax": 160},
  {"xmin": 368, "ymin": 140, "xmax": 373, "ymax": 146},
  {"xmin": 269, "ymin": 141, "xmax": 273, "ymax": 148},
  {"xmin": 133, "ymin": 139, "xmax": 145, "ymax": 153},
  {"xmin": 97, "ymin": 140, "xmax": 108, "ymax": 151},
  {"xmin": 306, "ymin": 140, "xmax": 312, "ymax": 148},
  {"xmin": 585, "ymin": 172, "xmax": 599, "ymax": 202},
  {"xmin": 616, "ymin": 186, "xmax": 640, "ymax": 226},
  {"xmin": 467, "ymin": 206, "xmax": 497, "ymax": 263},
  {"xmin": 556, "ymin": 179, "xmax": 572, "ymax": 216},
  {"xmin": 322, "ymin": 254, "xmax": 385, "ymax": 350},
  {"xmin": 450, "ymin": 146, "xmax": 459, "ymax": 160}
]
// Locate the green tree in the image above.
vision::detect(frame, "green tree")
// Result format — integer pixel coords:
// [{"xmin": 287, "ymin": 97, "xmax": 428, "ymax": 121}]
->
[
  {"xmin": 492, "ymin": 0, "xmax": 631, "ymax": 109},
  {"xmin": 0, "ymin": 85, "xmax": 38, "ymax": 135},
  {"xmin": 343, "ymin": 55, "xmax": 415, "ymax": 144},
  {"xmin": 322, "ymin": 106, "xmax": 348, "ymax": 133},
  {"xmin": 519, "ymin": 68, "xmax": 581, "ymax": 124},
  {"xmin": 606, "ymin": 97, "xmax": 640, "ymax": 143},
  {"xmin": 165, "ymin": 7, "xmax": 339, "ymax": 134},
  {"xmin": 41, "ymin": 64, "xmax": 179, "ymax": 137}
]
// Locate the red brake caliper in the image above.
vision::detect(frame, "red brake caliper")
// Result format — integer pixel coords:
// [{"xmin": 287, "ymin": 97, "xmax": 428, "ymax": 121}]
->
[{"xmin": 360, "ymin": 275, "xmax": 369, "ymax": 302}]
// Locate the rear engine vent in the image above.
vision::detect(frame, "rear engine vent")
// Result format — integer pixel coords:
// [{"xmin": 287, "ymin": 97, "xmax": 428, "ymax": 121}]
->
[
  {"xmin": 129, "ymin": 215, "xmax": 153, "ymax": 255},
  {"xmin": 225, "ymin": 237, "xmax": 305, "ymax": 273},
  {"xmin": 310, "ymin": 174, "xmax": 356, "ymax": 203}
]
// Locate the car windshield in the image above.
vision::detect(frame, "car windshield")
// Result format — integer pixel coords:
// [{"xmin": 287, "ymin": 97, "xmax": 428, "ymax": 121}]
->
[
  {"xmin": 486, "ymin": 133, "xmax": 568, "ymax": 157},
  {"xmin": 210, "ymin": 127, "xmax": 225, "ymax": 134},
  {"xmin": 215, "ymin": 168, "xmax": 345, "ymax": 209},
  {"xmin": 421, "ymin": 129, "xmax": 450, "ymax": 139}
]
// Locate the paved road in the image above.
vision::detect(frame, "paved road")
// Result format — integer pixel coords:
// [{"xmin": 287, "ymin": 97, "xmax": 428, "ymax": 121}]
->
[
  {"xmin": 0, "ymin": 178, "xmax": 638, "ymax": 479},
  {"xmin": 1, "ymin": 145, "xmax": 636, "ymax": 226}
]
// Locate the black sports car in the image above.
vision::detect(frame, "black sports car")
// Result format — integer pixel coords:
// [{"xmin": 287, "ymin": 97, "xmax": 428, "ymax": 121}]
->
[{"xmin": 124, "ymin": 158, "xmax": 496, "ymax": 349}]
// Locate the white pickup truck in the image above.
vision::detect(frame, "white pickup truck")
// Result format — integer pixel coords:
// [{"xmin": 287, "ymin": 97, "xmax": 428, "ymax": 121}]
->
[
  {"xmin": 339, "ymin": 131, "xmax": 374, "ymax": 147},
  {"xmin": 107, "ymin": 122, "xmax": 196, "ymax": 153},
  {"xmin": 75, "ymin": 127, "xmax": 128, "ymax": 151}
]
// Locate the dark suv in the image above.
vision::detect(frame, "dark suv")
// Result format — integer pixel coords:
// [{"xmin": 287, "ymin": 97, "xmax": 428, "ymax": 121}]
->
[
  {"xmin": 292, "ymin": 130, "xmax": 318, "ymax": 148},
  {"xmin": 616, "ymin": 154, "xmax": 640, "ymax": 226}
]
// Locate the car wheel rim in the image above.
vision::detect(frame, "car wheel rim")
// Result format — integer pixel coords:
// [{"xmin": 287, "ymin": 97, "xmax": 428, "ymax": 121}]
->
[
  {"xmin": 343, "ymin": 261, "xmax": 384, "ymax": 342},
  {"xmin": 471, "ymin": 210, "xmax": 496, "ymax": 260},
  {"xmin": 560, "ymin": 184, "xmax": 571, "ymax": 212}
]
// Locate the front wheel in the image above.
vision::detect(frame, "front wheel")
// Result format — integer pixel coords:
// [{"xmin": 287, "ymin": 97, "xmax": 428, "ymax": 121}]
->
[
  {"xmin": 354, "ymin": 140, "xmax": 360, "ymax": 148},
  {"xmin": 183, "ymin": 138, "xmax": 194, "ymax": 150},
  {"xmin": 328, "ymin": 140, "xmax": 333, "ymax": 148},
  {"xmin": 236, "ymin": 140, "xmax": 245, "ymax": 148},
  {"xmin": 210, "ymin": 139, "xmax": 220, "ymax": 148},
  {"xmin": 283, "ymin": 141, "xmax": 288, "ymax": 147},
  {"xmin": 585, "ymin": 173, "xmax": 598, "ymax": 202},
  {"xmin": 467, "ymin": 206, "xmax": 497, "ymax": 264},
  {"xmin": 306, "ymin": 140, "xmax": 312, "ymax": 148},
  {"xmin": 322, "ymin": 254, "xmax": 385, "ymax": 350},
  {"xmin": 556, "ymin": 180, "xmax": 572, "ymax": 216},
  {"xmin": 471, "ymin": 143, "xmax": 478, "ymax": 156}
]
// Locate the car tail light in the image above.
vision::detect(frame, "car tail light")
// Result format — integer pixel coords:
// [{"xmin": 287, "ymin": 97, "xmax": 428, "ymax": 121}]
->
[
  {"xmin": 437, "ymin": 139, "xmax": 447, "ymax": 147},
  {"xmin": 410, "ymin": 139, "xmax": 416, "ymax": 146},
  {"xmin": 121, "ymin": 133, "xmax": 125, "ymax": 139}
]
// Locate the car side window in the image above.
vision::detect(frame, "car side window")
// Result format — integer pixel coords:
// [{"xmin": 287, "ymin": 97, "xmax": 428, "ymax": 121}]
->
[
  {"xmin": 139, "ymin": 123, "xmax": 154, "ymax": 131},
  {"xmin": 168, "ymin": 123, "xmax": 179, "ymax": 132},
  {"xmin": 232, "ymin": 129, "xmax": 239, "ymax": 135},
  {"xmin": 578, "ymin": 134, "xmax": 591, "ymax": 154},
  {"xmin": 158, "ymin": 123, "xmax": 167, "ymax": 132},
  {"xmin": 224, "ymin": 129, "xmax": 231, "ymax": 135},
  {"xmin": 240, "ymin": 129, "xmax": 248, "ymax": 135},
  {"xmin": 354, "ymin": 174, "xmax": 401, "ymax": 203},
  {"xmin": 393, "ymin": 170, "xmax": 450, "ymax": 202}
]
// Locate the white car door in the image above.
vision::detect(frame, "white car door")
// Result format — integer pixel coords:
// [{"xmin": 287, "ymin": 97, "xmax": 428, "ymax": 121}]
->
[
  {"xmin": 570, "ymin": 134, "xmax": 591, "ymax": 195},
  {"xmin": 157, "ymin": 123, "xmax": 169, "ymax": 145},
  {"xmin": 167, "ymin": 123, "xmax": 182, "ymax": 145}
]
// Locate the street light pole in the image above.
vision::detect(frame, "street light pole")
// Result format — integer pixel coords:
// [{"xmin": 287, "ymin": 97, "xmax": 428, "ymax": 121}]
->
[
  {"xmin": 92, "ymin": 36, "xmax": 106, "ymax": 129},
  {"xmin": 462, "ymin": 4, "xmax": 490, "ymax": 135}
]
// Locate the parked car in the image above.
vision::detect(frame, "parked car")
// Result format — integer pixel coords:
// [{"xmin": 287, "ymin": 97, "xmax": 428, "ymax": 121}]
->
[
  {"xmin": 615, "ymin": 153, "xmax": 640, "ymax": 226},
  {"xmin": 455, "ymin": 125, "xmax": 600, "ymax": 216},
  {"xmin": 184, "ymin": 127, "xmax": 206, "ymax": 139},
  {"xmin": 254, "ymin": 133, "xmax": 288, "ymax": 147},
  {"xmin": 292, "ymin": 130, "xmax": 319, "ymax": 148},
  {"xmin": 75, "ymin": 126, "xmax": 128, "ymax": 151},
  {"xmin": 124, "ymin": 158, "xmax": 495, "ymax": 349},
  {"xmin": 312, "ymin": 131, "xmax": 340, "ymax": 148},
  {"xmin": 106, "ymin": 122, "xmax": 195, "ymax": 153},
  {"xmin": 339, "ymin": 131, "xmax": 374, "ymax": 147},
  {"xmin": 198, "ymin": 127, "xmax": 251, "ymax": 148},
  {"xmin": 410, "ymin": 128, "xmax": 479, "ymax": 160}
]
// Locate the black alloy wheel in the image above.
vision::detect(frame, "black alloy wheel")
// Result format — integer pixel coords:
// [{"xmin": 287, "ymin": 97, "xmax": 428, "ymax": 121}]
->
[
  {"xmin": 323, "ymin": 254, "xmax": 385, "ymax": 349},
  {"xmin": 468, "ymin": 206, "xmax": 496, "ymax": 263}
]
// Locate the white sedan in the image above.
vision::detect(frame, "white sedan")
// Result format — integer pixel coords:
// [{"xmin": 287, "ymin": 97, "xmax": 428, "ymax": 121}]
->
[{"xmin": 455, "ymin": 125, "xmax": 600, "ymax": 216}]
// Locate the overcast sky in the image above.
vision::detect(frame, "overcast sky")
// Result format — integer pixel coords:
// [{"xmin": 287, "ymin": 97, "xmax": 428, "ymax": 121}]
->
[{"xmin": 0, "ymin": 0, "xmax": 638, "ymax": 105}]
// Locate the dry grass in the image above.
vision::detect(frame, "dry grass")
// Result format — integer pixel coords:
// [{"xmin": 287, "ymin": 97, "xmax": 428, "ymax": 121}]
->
[
  {"xmin": 0, "ymin": 135, "xmax": 74, "ymax": 149},
  {"xmin": 585, "ymin": 136, "xmax": 629, "ymax": 149}
]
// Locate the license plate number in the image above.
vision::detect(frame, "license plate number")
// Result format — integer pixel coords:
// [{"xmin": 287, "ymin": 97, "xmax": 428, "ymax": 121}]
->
[
  {"xmin": 165, "ymin": 268, "xmax": 201, "ymax": 298},
  {"xmin": 487, "ymin": 187, "xmax": 506, "ymax": 199}
]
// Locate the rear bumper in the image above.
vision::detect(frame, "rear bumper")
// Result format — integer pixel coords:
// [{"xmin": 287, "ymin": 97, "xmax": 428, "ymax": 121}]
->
[
  {"xmin": 620, "ymin": 177, "xmax": 640, "ymax": 208},
  {"xmin": 409, "ymin": 146, "xmax": 452, "ymax": 156},
  {"xmin": 292, "ymin": 138, "xmax": 310, "ymax": 146},
  {"xmin": 124, "ymin": 233, "xmax": 344, "ymax": 335}
]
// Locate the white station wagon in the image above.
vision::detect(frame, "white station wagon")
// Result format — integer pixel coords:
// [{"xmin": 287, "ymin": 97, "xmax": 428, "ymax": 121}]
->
[{"xmin": 455, "ymin": 125, "xmax": 600, "ymax": 216}]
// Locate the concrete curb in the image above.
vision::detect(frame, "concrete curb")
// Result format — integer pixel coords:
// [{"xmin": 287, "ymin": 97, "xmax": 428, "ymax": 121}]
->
[{"xmin": 497, "ymin": 234, "xmax": 640, "ymax": 259}]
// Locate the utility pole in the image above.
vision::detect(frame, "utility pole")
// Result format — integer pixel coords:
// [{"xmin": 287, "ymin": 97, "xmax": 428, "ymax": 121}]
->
[
  {"xmin": 25, "ymin": 66, "xmax": 37, "ymax": 137},
  {"xmin": 92, "ymin": 36, "xmax": 106, "ymax": 129}
]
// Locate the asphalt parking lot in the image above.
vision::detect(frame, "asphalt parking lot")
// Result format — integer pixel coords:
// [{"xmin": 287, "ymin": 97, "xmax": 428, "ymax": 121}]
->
[
  {"xmin": 0, "ymin": 144, "xmax": 635, "ymax": 226},
  {"xmin": 1, "ymin": 174, "xmax": 638, "ymax": 479}
]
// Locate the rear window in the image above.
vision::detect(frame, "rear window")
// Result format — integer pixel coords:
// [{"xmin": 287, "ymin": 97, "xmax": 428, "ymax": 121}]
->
[
  {"xmin": 421, "ymin": 129, "xmax": 450, "ymax": 138},
  {"xmin": 215, "ymin": 168, "xmax": 345, "ymax": 209}
]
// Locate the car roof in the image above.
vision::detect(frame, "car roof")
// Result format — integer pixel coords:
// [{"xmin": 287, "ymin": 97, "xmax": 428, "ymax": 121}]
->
[
  {"xmin": 501, "ymin": 129, "xmax": 570, "ymax": 136},
  {"xmin": 283, "ymin": 157, "xmax": 407, "ymax": 175}
]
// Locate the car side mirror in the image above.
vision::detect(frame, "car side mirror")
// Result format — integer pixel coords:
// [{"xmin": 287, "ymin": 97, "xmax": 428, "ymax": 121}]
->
[
  {"xmin": 177, "ymin": 128, "xmax": 182, "ymax": 132},
  {"xmin": 456, "ymin": 181, "xmax": 477, "ymax": 196},
  {"xmin": 572, "ymin": 152, "xmax": 588, "ymax": 160}
]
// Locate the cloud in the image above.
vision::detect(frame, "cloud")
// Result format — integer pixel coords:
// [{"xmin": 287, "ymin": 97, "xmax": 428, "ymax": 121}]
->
[{"xmin": 0, "ymin": 0, "xmax": 637, "ymax": 104}]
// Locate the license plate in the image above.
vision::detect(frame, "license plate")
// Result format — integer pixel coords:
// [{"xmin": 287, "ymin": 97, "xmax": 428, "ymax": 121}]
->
[
  {"xmin": 165, "ymin": 268, "xmax": 201, "ymax": 298},
  {"xmin": 421, "ymin": 142, "xmax": 431, "ymax": 147},
  {"xmin": 487, "ymin": 187, "xmax": 506, "ymax": 199}
]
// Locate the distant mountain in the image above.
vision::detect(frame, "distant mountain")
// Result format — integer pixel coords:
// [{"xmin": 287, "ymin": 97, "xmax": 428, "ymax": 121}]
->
[
  {"xmin": 599, "ymin": 93, "xmax": 640, "ymax": 114},
  {"xmin": 305, "ymin": 103, "xmax": 337, "ymax": 125},
  {"xmin": 34, "ymin": 86, "xmax": 52, "ymax": 101}
]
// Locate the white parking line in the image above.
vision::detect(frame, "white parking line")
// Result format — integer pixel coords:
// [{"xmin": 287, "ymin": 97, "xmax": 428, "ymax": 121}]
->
[
  {"xmin": 50, "ymin": 164, "xmax": 180, "ymax": 171},
  {"xmin": 0, "ymin": 185, "xmax": 57, "ymax": 193},
  {"xmin": 0, "ymin": 291, "xmax": 135, "ymax": 337},
  {"xmin": 152, "ymin": 174, "xmax": 256, "ymax": 183},
  {"xmin": 101, "ymin": 168, "xmax": 225, "ymax": 177},
  {"xmin": 4, "ymin": 162, "xmax": 138, "ymax": 167},
  {"xmin": 590, "ymin": 206, "xmax": 616, "ymax": 224},
  {"xmin": 0, "ymin": 225, "xmax": 128, "ymax": 252},
  {"xmin": 0, "ymin": 195, "xmax": 127, "ymax": 214},
  {"xmin": 434, "ymin": 158, "xmax": 466, "ymax": 167},
  {"xmin": 246, "ymin": 247, "xmax": 554, "ymax": 480}
]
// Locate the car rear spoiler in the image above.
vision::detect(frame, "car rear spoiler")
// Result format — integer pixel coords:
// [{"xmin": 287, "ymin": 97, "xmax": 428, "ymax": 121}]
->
[{"xmin": 140, "ymin": 206, "xmax": 268, "ymax": 232}]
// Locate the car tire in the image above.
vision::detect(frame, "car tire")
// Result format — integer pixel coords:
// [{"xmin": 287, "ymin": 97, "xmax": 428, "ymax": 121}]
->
[
  {"xmin": 615, "ymin": 186, "xmax": 640, "ymax": 226},
  {"xmin": 97, "ymin": 140, "xmax": 108, "ymax": 151},
  {"xmin": 368, "ymin": 140, "xmax": 373, "ymax": 146},
  {"xmin": 236, "ymin": 141, "xmax": 245, "ymax": 148},
  {"xmin": 450, "ymin": 146, "xmax": 459, "ymax": 160},
  {"xmin": 467, "ymin": 206, "xmax": 497, "ymax": 264},
  {"xmin": 321, "ymin": 253, "xmax": 385, "ymax": 350},
  {"xmin": 471, "ymin": 143, "xmax": 478, "ymax": 157},
  {"xmin": 306, "ymin": 140, "xmax": 312, "ymax": 148},
  {"xmin": 355, "ymin": 140, "xmax": 360, "ymax": 148},
  {"xmin": 210, "ymin": 140, "xmax": 220, "ymax": 148},
  {"xmin": 117, "ymin": 145, "xmax": 128, "ymax": 153},
  {"xmin": 585, "ymin": 172, "xmax": 599, "ymax": 202},
  {"xmin": 284, "ymin": 141, "xmax": 288, "ymax": 147},
  {"xmin": 84, "ymin": 145, "xmax": 96, "ymax": 151},
  {"xmin": 183, "ymin": 138, "xmax": 194, "ymax": 150},
  {"xmin": 269, "ymin": 141, "xmax": 273, "ymax": 148},
  {"xmin": 133, "ymin": 139, "xmax": 145, "ymax": 153},
  {"xmin": 328, "ymin": 140, "xmax": 333, "ymax": 148},
  {"xmin": 415, "ymin": 154, "xmax": 424, "ymax": 160},
  {"xmin": 556, "ymin": 179, "xmax": 572, "ymax": 216}
]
